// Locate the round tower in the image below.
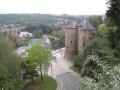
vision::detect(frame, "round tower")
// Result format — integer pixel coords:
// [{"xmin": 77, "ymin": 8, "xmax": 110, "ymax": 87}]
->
[{"xmin": 65, "ymin": 23, "xmax": 78, "ymax": 58}]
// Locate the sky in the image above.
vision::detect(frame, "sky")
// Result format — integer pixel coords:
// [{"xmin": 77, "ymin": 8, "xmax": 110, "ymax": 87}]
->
[{"xmin": 0, "ymin": 0, "xmax": 107, "ymax": 15}]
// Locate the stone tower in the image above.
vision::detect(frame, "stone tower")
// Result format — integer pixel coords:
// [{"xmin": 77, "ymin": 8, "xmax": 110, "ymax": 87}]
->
[
  {"xmin": 65, "ymin": 20, "xmax": 96, "ymax": 58},
  {"xmin": 65, "ymin": 23, "xmax": 78, "ymax": 58},
  {"xmin": 77, "ymin": 20, "xmax": 96, "ymax": 54}
]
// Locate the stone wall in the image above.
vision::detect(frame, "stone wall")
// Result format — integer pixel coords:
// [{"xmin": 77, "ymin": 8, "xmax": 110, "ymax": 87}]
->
[
  {"xmin": 77, "ymin": 29, "xmax": 96, "ymax": 54},
  {"xmin": 65, "ymin": 28, "xmax": 77, "ymax": 57}
]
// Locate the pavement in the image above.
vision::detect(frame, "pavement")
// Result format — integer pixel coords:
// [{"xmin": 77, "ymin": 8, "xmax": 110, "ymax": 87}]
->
[
  {"xmin": 48, "ymin": 48, "xmax": 80, "ymax": 90},
  {"xmin": 56, "ymin": 72, "xmax": 80, "ymax": 90}
]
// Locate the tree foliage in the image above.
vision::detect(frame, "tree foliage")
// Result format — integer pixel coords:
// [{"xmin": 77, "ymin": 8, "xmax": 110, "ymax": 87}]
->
[
  {"xmin": 21, "ymin": 60, "xmax": 38, "ymax": 82},
  {"xmin": 81, "ymin": 55, "xmax": 103, "ymax": 82},
  {"xmin": 50, "ymin": 30, "xmax": 65, "ymax": 49},
  {"xmin": 97, "ymin": 24, "xmax": 108, "ymax": 38},
  {"xmin": 88, "ymin": 15, "xmax": 102, "ymax": 28},
  {"xmin": 106, "ymin": 0, "xmax": 120, "ymax": 57},
  {"xmin": 27, "ymin": 44, "xmax": 53, "ymax": 81},
  {"xmin": 0, "ymin": 65, "xmax": 14, "ymax": 90},
  {"xmin": 106, "ymin": 0, "xmax": 120, "ymax": 26},
  {"xmin": 28, "ymin": 44, "xmax": 52, "ymax": 64},
  {"xmin": 0, "ymin": 33, "xmax": 23, "ymax": 90},
  {"xmin": 80, "ymin": 55, "xmax": 120, "ymax": 90}
]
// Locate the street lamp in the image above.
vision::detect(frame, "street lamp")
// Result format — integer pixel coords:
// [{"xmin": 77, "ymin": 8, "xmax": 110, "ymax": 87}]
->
[{"xmin": 51, "ymin": 62, "xmax": 53, "ymax": 76}]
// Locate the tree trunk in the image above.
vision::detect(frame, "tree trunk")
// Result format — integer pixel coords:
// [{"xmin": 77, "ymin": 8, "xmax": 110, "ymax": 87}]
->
[
  {"xmin": 0, "ymin": 87, "xmax": 3, "ymax": 90},
  {"xmin": 40, "ymin": 64, "xmax": 44, "ymax": 82},
  {"xmin": 31, "ymin": 74, "xmax": 34, "ymax": 82}
]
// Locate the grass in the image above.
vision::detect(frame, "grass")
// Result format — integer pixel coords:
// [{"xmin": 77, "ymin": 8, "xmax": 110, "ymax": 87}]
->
[
  {"xmin": 70, "ymin": 66, "xmax": 80, "ymax": 74},
  {"xmin": 24, "ymin": 76, "xmax": 57, "ymax": 90}
]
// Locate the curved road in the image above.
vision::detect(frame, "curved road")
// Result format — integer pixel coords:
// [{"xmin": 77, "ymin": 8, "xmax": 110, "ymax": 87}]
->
[{"xmin": 48, "ymin": 49, "xmax": 80, "ymax": 90}]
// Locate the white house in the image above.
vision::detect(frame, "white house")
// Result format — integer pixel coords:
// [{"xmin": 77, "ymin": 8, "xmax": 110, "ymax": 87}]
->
[{"xmin": 19, "ymin": 31, "xmax": 33, "ymax": 38}]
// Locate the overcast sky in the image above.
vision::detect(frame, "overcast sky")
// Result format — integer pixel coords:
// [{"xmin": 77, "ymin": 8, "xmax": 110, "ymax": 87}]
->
[{"xmin": 0, "ymin": 0, "xmax": 107, "ymax": 15}]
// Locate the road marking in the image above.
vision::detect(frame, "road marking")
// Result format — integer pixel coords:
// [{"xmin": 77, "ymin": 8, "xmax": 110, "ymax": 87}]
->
[{"xmin": 57, "ymin": 78, "xmax": 64, "ymax": 90}]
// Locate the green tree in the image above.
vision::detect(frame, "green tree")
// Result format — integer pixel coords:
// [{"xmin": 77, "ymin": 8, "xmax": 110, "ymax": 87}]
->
[
  {"xmin": 0, "ymin": 33, "xmax": 23, "ymax": 90},
  {"xmin": 88, "ymin": 16, "xmax": 102, "ymax": 28},
  {"xmin": 84, "ymin": 37, "xmax": 109, "ymax": 55},
  {"xmin": 106, "ymin": 0, "xmax": 120, "ymax": 57},
  {"xmin": 27, "ymin": 44, "xmax": 53, "ymax": 81},
  {"xmin": 17, "ymin": 39, "xmax": 29, "ymax": 47},
  {"xmin": 50, "ymin": 30, "xmax": 65, "ymax": 49},
  {"xmin": 97, "ymin": 23, "xmax": 108, "ymax": 38},
  {"xmin": 21, "ymin": 60, "xmax": 38, "ymax": 82},
  {"xmin": 85, "ymin": 36, "xmax": 119, "ymax": 66},
  {"xmin": 0, "ymin": 65, "xmax": 14, "ymax": 90},
  {"xmin": 106, "ymin": 0, "xmax": 120, "ymax": 26},
  {"xmin": 33, "ymin": 30, "xmax": 43, "ymax": 38}
]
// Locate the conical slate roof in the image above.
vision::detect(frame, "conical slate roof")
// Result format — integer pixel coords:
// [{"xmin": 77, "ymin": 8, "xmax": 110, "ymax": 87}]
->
[{"xmin": 76, "ymin": 20, "xmax": 95, "ymax": 30}]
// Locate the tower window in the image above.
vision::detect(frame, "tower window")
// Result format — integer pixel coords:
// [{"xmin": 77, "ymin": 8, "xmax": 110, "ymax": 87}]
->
[
  {"xmin": 83, "ymin": 36, "xmax": 86, "ymax": 47},
  {"xmin": 70, "ymin": 41, "xmax": 72, "ymax": 43},
  {"xmin": 93, "ymin": 33, "xmax": 95, "ymax": 36},
  {"xmin": 83, "ymin": 42, "xmax": 85, "ymax": 47}
]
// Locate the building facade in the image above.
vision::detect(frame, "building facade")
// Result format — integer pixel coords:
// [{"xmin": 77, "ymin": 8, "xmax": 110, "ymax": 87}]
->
[
  {"xmin": 65, "ymin": 20, "xmax": 96, "ymax": 58},
  {"xmin": 0, "ymin": 25, "xmax": 25, "ymax": 38}
]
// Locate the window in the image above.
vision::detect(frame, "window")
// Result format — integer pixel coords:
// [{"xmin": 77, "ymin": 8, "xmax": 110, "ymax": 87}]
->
[
  {"xmin": 70, "ymin": 41, "xmax": 72, "ymax": 43},
  {"xmin": 83, "ymin": 36, "xmax": 86, "ymax": 47},
  {"xmin": 83, "ymin": 42, "xmax": 85, "ymax": 47},
  {"xmin": 93, "ymin": 33, "xmax": 95, "ymax": 36}
]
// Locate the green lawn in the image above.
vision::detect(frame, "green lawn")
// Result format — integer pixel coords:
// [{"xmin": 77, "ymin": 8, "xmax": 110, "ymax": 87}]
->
[{"xmin": 24, "ymin": 76, "xmax": 57, "ymax": 90}]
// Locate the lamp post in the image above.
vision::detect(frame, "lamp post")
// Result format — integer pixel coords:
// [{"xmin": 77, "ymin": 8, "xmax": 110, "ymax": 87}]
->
[{"xmin": 51, "ymin": 62, "xmax": 53, "ymax": 76}]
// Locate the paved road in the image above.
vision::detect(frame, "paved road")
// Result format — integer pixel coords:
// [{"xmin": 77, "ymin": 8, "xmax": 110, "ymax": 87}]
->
[
  {"xmin": 57, "ymin": 72, "xmax": 80, "ymax": 90},
  {"xmin": 48, "ymin": 49, "xmax": 80, "ymax": 90}
]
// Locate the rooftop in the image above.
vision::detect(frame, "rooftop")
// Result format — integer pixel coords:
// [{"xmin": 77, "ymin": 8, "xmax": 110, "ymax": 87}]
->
[
  {"xmin": 77, "ymin": 20, "xmax": 95, "ymax": 30},
  {"xmin": 64, "ymin": 22, "xmax": 77, "ymax": 29},
  {"xmin": 65, "ymin": 20, "xmax": 95, "ymax": 30}
]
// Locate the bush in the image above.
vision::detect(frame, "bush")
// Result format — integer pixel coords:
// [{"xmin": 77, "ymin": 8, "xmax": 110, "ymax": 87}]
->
[
  {"xmin": 80, "ymin": 55, "xmax": 120, "ymax": 90},
  {"xmin": 80, "ymin": 77, "xmax": 97, "ymax": 90},
  {"xmin": 71, "ymin": 55, "xmax": 84, "ymax": 71}
]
